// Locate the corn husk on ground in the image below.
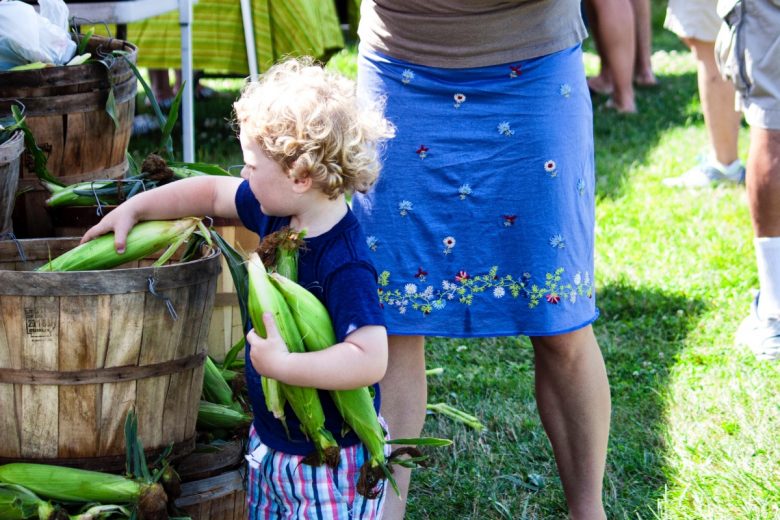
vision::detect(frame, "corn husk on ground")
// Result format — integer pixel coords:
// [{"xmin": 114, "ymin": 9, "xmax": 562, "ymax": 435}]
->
[
  {"xmin": 246, "ymin": 252, "xmax": 340, "ymax": 468},
  {"xmin": 36, "ymin": 217, "xmax": 210, "ymax": 272}
]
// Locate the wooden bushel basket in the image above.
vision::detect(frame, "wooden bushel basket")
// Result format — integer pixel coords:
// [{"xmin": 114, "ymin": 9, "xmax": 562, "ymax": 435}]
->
[
  {"xmin": 0, "ymin": 237, "xmax": 220, "ymax": 471},
  {"xmin": 44, "ymin": 209, "xmax": 259, "ymax": 363},
  {"xmin": 0, "ymin": 34, "xmax": 137, "ymax": 238},
  {"xmin": 0, "ymin": 131, "xmax": 24, "ymax": 236},
  {"xmin": 174, "ymin": 438, "xmax": 248, "ymax": 519},
  {"xmin": 175, "ymin": 469, "xmax": 248, "ymax": 520}
]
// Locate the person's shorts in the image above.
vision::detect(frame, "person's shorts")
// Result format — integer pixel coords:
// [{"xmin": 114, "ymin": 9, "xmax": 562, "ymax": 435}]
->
[
  {"xmin": 665, "ymin": 0, "xmax": 722, "ymax": 41},
  {"xmin": 716, "ymin": 0, "xmax": 780, "ymax": 129},
  {"xmin": 244, "ymin": 424, "xmax": 387, "ymax": 519}
]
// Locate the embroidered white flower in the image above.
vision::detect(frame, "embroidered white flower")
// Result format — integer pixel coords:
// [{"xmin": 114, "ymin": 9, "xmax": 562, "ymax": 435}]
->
[
  {"xmin": 560, "ymin": 83, "xmax": 572, "ymax": 98},
  {"xmin": 401, "ymin": 69, "xmax": 415, "ymax": 84},
  {"xmin": 398, "ymin": 200, "xmax": 413, "ymax": 216},
  {"xmin": 577, "ymin": 178, "xmax": 585, "ymax": 195},
  {"xmin": 458, "ymin": 184, "xmax": 472, "ymax": 199},
  {"xmin": 442, "ymin": 236, "xmax": 456, "ymax": 254},
  {"xmin": 422, "ymin": 286, "xmax": 434, "ymax": 299},
  {"xmin": 366, "ymin": 236, "xmax": 378, "ymax": 251},
  {"xmin": 399, "ymin": 306, "xmax": 407, "ymax": 314},
  {"xmin": 570, "ymin": 292, "xmax": 577, "ymax": 303},
  {"xmin": 432, "ymin": 300, "xmax": 446, "ymax": 310},
  {"xmin": 585, "ymin": 271, "xmax": 591, "ymax": 284},
  {"xmin": 404, "ymin": 283, "xmax": 417, "ymax": 295},
  {"xmin": 497, "ymin": 121, "xmax": 514, "ymax": 136},
  {"xmin": 549, "ymin": 234, "xmax": 565, "ymax": 249},
  {"xmin": 574, "ymin": 272, "xmax": 582, "ymax": 285},
  {"xmin": 453, "ymin": 93, "xmax": 466, "ymax": 108},
  {"xmin": 493, "ymin": 287, "xmax": 506, "ymax": 298},
  {"xmin": 442, "ymin": 280, "xmax": 454, "ymax": 290}
]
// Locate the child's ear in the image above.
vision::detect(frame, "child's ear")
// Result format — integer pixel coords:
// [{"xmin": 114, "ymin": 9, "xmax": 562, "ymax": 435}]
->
[{"xmin": 291, "ymin": 176, "xmax": 313, "ymax": 193}]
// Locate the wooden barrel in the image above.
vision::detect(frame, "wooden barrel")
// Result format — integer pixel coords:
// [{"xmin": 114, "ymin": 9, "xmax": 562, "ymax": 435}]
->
[
  {"xmin": 0, "ymin": 34, "xmax": 137, "ymax": 238},
  {"xmin": 0, "ymin": 131, "xmax": 24, "ymax": 236},
  {"xmin": 0, "ymin": 237, "xmax": 221, "ymax": 471},
  {"xmin": 47, "ymin": 209, "xmax": 259, "ymax": 363},
  {"xmin": 175, "ymin": 469, "xmax": 248, "ymax": 520}
]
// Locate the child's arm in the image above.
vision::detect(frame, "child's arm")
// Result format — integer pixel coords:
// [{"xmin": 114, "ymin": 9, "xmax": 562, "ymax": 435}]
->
[
  {"xmin": 80, "ymin": 176, "xmax": 243, "ymax": 252},
  {"xmin": 246, "ymin": 314, "xmax": 388, "ymax": 390}
]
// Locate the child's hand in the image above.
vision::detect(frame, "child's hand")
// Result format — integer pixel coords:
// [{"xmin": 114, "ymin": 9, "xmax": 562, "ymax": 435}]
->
[
  {"xmin": 247, "ymin": 312, "xmax": 292, "ymax": 379},
  {"xmin": 80, "ymin": 204, "xmax": 139, "ymax": 254}
]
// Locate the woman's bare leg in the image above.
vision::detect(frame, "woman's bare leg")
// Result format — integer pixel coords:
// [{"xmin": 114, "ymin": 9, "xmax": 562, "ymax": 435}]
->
[
  {"xmin": 379, "ymin": 335, "xmax": 427, "ymax": 520},
  {"xmin": 531, "ymin": 326, "xmax": 610, "ymax": 520}
]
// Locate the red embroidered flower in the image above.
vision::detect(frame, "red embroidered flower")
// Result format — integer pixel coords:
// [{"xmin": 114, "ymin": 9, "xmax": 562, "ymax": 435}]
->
[
  {"xmin": 509, "ymin": 65, "xmax": 522, "ymax": 77},
  {"xmin": 415, "ymin": 267, "xmax": 428, "ymax": 278},
  {"xmin": 502, "ymin": 214, "xmax": 517, "ymax": 226},
  {"xmin": 455, "ymin": 270, "xmax": 470, "ymax": 283},
  {"xmin": 416, "ymin": 145, "xmax": 429, "ymax": 158},
  {"xmin": 546, "ymin": 294, "xmax": 560, "ymax": 304}
]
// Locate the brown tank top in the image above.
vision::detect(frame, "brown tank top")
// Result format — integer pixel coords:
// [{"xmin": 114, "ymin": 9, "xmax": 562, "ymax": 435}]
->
[{"xmin": 358, "ymin": 0, "xmax": 588, "ymax": 68}]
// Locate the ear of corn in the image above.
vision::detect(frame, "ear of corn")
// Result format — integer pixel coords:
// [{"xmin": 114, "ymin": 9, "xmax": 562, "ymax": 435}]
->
[
  {"xmin": 202, "ymin": 356, "xmax": 241, "ymax": 411},
  {"xmin": 0, "ymin": 464, "xmax": 167, "ymax": 519},
  {"xmin": 36, "ymin": 217, "xmax": 203, "ymax": 272},
  {"xmin": 247, "ymin": 253, "xmax": 339, "ymax": 467},
  {"xmin": 196, "ymin": 400, "xmax": 253, "ymax": 430},
  {"xmin": 0, "ymin": 483, "xmax": 57, "ymax": 520},
  {"xmin": 269, "ymin": 272, "xmax": 388, "ymax": 496}
]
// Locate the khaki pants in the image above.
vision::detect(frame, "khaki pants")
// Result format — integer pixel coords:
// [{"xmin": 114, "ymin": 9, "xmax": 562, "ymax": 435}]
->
[{"xmin": 716, "ymin": 0, "xmax": 780, "ymax": 129}]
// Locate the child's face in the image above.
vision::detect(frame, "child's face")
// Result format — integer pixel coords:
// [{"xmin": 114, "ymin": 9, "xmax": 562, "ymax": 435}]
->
[{"xmin": 239, "ymin": 131, "xmax": 296, "ymax": 216}]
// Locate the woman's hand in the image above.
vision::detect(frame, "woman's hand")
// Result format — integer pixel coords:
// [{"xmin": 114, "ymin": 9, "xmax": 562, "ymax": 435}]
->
[{"xmin": 247, "ymin": 312, "xmax": 292, "ymax": 379}]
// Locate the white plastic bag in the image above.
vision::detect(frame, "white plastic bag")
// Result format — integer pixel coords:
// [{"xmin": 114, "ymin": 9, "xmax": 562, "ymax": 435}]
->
[{"xmin": 0, "ymin": 0, "xmax": 76, "ymax": 70}]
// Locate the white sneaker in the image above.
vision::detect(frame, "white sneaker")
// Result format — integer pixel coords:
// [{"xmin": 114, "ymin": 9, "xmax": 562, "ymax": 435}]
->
[
  {"xmin": 663, "ymin": 158, "xmax": 745, "ymax": 188},
  {"xmin": 735, "ymin": 293, "xmax": 780, "ymax": 361}
]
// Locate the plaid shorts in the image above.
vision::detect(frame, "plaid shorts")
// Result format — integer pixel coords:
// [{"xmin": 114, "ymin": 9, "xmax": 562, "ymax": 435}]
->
[{"xmin": 245, "ymin": 425, "xmax": 387, "ymax": 519}]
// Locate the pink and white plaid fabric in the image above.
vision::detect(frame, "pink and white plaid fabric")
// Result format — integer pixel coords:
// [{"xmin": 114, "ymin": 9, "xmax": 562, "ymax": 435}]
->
[{"xmin": 245, "ymin": 424, "xmax": 387, "ymax": 519}]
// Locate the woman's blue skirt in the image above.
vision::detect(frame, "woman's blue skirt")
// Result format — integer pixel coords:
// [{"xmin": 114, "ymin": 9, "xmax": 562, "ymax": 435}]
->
[{"xmin": 352, "ymin": 44, "xmax": 598, "ymax": 337}]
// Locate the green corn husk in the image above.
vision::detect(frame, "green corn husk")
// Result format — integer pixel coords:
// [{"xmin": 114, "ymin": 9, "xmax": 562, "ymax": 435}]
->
[
  {"xmin": 426, "ymin": 402, "xmax": 485, "ymax": 431},
  {"xmin": 247, "ymin": 253, "xmax": 339, "ymax": 468},
  {"xmin": 0, "ymin": 484, "xmax": 59, "ymax": 520},
  {"xmin": 269, "ymin": 272, "xmax": 454, "ymax": 497},
  {"xmin": 255, "ymin": 226, "xmax": 307, "ymax": 421},
  {"xmin": 202, "ymin": 356, "xmax": 241, "ymax": 411},
  {"xmin": 269, "ymin": 272, "xmax": 388, "ymax": 496},
  {"xmin": 43, "ymin": 180, "xmax": 119, "ymax": 208},
  {"xmin": 0, "ymin": 464, "xmax": 167, "ymax": 519},
  {"xmin": 196, "ymin": 401, "xmax": 253, "ymax": 431},
  {"xmin": 36, "ymin": 217, "xmax": 204, "ymax": 272}
]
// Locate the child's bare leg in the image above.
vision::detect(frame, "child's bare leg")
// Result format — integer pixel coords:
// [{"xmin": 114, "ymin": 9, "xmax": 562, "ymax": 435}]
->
[
  {"xmin": 379, "ymin": 334, "xmax": 427, "ymax": 520},
  {"xmin": 531, "ymin": 326, "xmax": 610, "ymax": 520}
]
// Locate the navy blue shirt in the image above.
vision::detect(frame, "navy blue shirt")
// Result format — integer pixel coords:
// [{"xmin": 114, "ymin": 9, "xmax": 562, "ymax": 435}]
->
[{"xmin": 235, "ymin": 180, "xmax": 385, "ymax": 455}]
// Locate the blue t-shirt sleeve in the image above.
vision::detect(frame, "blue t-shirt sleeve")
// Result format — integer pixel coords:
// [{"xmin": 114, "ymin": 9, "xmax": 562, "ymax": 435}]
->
[
  {"xmin": 234, "ymin": 180, "xmax": 290, "ymax": 239},
  {"xmin": 325, "ymin": 262, "xmax": 385, "ymax": 343}
]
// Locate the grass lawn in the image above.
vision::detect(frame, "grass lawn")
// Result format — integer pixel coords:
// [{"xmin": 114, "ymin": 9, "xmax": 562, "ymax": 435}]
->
[{"xmin": 129, "ymin": 8, "xmax": 779, "ymax": 518}]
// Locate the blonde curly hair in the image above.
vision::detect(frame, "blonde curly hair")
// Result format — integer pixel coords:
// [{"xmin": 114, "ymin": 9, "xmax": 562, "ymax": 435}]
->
[{"xmin": 233, "ymin": 57, "xmax": 394, "ymax": 199}]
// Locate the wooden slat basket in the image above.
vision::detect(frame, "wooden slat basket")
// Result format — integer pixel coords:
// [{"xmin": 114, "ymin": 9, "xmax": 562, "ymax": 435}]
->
[
  {"xmin": 0, "ymin": 131, "xmax": 24, "ymax": 237},
  {"xmin": 175, "ymin": 469, "xmax": 248, "ymax": 520},
  {"xmin": 47, "ymin": 209, "xmax": 259, "ymax": 363},
  {"xmin": 174, "ymin": 439, "xmax": 248, "ymax": 519},
  {"xmin": 0, "ymin": 34, "xmax": 138, "ymax": 238},
  {"xmin": 0, "ymin": 237, "xmax": 221, "ymax": 471}
]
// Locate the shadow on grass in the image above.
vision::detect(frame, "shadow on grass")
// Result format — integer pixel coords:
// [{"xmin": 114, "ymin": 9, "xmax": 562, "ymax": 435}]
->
[
  {"xmin": 406, "ymin": 281, "xmax": 705, "ymax": 519},
  {"xmin": 589, "ymin": 70, "xmax": 700, "ymax": 202},
  {"xmin": 596, "ymin": 280, "xmax": 706, "ymax": 519}
]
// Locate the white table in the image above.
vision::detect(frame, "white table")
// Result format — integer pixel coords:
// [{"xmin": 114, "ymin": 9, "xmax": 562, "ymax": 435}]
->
[{"xmin": 66, "ymin": 0, "xmax": 196, "ymax": 162}]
